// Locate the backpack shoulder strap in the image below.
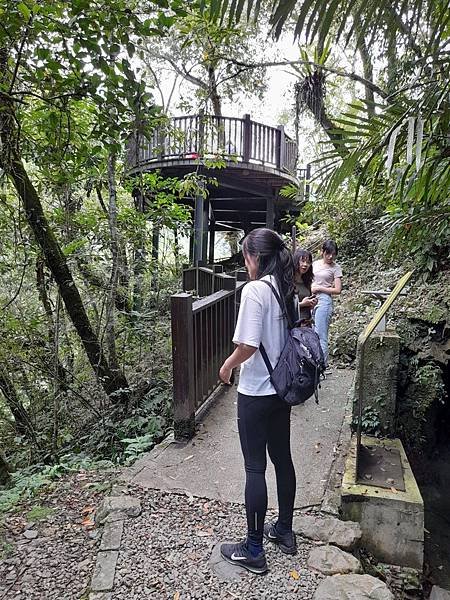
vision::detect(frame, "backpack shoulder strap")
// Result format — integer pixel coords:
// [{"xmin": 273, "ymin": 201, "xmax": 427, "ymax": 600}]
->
[
  {"xmin": 259, "ymin": 279, "xmax": 294, "ymax": 329},
  {"xmin": 259, "ymin": 343, "xmax": 273, "ymax": 374},
  {"xmin": 258, "ymin": 278, "xmax": 293, "ymax": 376}
]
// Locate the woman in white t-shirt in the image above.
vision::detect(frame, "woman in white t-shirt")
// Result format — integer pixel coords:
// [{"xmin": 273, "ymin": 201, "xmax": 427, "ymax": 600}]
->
[
  {"xmin": 218, "ymin": 228, "xmax": 297, "ymax": 574},
  {"xmin": 312, "ymin": 240, "xmax": 342, "ymax": 367}
]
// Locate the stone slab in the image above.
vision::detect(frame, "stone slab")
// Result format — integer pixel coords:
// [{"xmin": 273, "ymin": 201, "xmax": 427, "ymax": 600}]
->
[
  {"xmin": 91, "ymin": 551, "xmax": 119, "ymax": 592},
  {"xmin": 125, "ymin": 369, "xmax": 353, "ymax": 509},
  {"xmin": 431, "ymin": 586, "xmax": 450, "ymax": 600},
  {"xmin": 208, "ymin": 542, "xmax": 246, "ymax": 582},
  {"xmin": 313, "ymin": 574, "xmax": 394, "ymax": 600},
  {"xmin": 100, "ymin": 520, "xmax": 124, "ymax": 551},
  {"xmin": 89, "ymin": 594, "xmax": 112, "ymax": 600},
  {"xmin": 293, "ymin": 514, "xmax": 361, "ymax": 549},
  {"xmin": 95, "ymin": 496, "xmax": 141, "ymax": 525},
  {"xmin": 308, "ymin": 545, "xmax": 362, "ymax": 575},
  {"xmin": 341, "ymin": 434, "xmax": 424, "ymax": 569}
]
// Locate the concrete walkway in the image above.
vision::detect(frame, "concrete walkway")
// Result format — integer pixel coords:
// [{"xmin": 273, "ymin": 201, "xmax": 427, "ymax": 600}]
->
[{"xmin": 123, "ymin": 369, "xmax": 354, "ymax": 512}]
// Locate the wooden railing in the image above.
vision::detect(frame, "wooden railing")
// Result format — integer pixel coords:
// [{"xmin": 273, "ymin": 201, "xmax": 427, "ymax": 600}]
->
[
  {"xmin": 171, "ymin": 267, "xmax": 247, "ymax": 439},
  {"xmin": 128, "ymin": 113, "xmax": 298, "ymax": 174},
  {"xmin": 182, "ymin": 264, "xmax": 238, "ymax": 297},
  {"xmin": 171, "ymin": 288, "xmax": 235, "ymax": 439}
]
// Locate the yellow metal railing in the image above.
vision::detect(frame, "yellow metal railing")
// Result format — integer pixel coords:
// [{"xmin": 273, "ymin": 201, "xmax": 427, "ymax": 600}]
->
[{"xmin": 355, "ymin": 271, "xmax": 414, "ymax": 477}]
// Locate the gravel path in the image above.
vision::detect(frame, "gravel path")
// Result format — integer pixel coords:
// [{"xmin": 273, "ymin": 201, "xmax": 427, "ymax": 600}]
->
[
  {"xmin": 0, "ymin": 470, "xmax": 114, "ymax": 600},
  {"xmin": 112, "ymin": 486, "xmax": 323, "ymax": 600}
]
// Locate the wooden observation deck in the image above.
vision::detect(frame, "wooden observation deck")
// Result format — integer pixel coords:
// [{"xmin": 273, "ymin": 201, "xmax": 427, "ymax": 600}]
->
[{"xmin": 127, "ymin": 113, "xmax": 307, "ymax": 263}]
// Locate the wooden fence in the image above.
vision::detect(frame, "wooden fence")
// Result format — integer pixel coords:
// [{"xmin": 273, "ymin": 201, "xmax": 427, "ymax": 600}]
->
[{"xmin": 171, "ymin": 268, "xmax": 247, "ymax": 439}]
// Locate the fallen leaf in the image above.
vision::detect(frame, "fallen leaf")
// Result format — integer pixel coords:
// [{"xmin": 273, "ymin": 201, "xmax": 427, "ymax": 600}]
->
[
  {"xmin": 81, "ymin": 517, "xmax": 94, "ymax": 528},
  {"xmin": 290, "ymin": 569, "xmax": 300, "ymax": 580},
  {"xmin": 174, "ymin": 592, "xmax": 180, "ymax": 600},
  {"xmin": 390, "ymin": 487, "xmax": 398, "ymax": 493},
  {"xmin": 196, "ymin": 530, "xmax": 212, "ymax": 537},
  {"xmin": 82, "ymin": 506, "xmax": 95, "ymax": 515}
]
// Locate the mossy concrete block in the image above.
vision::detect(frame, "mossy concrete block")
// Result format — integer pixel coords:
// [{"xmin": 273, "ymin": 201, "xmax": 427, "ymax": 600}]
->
[
  {"xmin": 352, "ymin": 331, "xmax": 400, "ymax": 436},
  {"xmin": 341, "ymin": 435, "xmax": 424, "ymax": 570}
]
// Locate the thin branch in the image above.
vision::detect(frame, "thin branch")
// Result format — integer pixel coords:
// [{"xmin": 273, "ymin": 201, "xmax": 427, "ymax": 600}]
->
[
  {"xmin": 165, "ymin": 73, "xmax": 179, "ymax": 113},
  {"xmin": 147, "ymin": 64, "xmax": 166, "ymax": 110},
  {"xmin": 386, "ymin": 6, "xmax": 423, "ymax": 59},
  {"xmin": 153, "ymin": 53, "xmax": 208, "ymax": 90},
  {"xmin": 221, "ymin": 57, "xmax": 389, "ymax": 99},
  {"xmin": 9, "ymin": 15, "xmax": 33, "ymax": 95},
  {"xmin": 2, "ymin": 260, "xmax": 28, "ymax": 310},
  {"xmin": 0, "ymin": 91, "xmax": 28, "ymax": 105}
]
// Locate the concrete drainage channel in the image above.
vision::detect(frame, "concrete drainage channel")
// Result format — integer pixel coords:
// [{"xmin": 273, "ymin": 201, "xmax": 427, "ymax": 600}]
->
[{"xmin": 89, "ymin": 487, "xmax": 142, "ymax": 600}]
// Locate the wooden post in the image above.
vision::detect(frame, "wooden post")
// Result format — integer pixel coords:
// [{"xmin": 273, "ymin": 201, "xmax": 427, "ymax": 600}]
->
[
  {"xmin": 202, "ymin": 200, "xmax": 209, "ymax": 264},
  {"xmin": 266, "ymin": 195, "xmax": 275, "ymax": 229},
  {"xmin": 277, "ymin": 125, "xmax": 286, "ymax": 170},
  {"xmin": 193, "ymin": 193, "xmax": 204, "ymax": 265},
  {"xmin": 208, "ymin": 205, "xmax": 215, "ymax": 265},
  {"xmin": 151, "ymin": 225, "xmax": 159, "ymax": 290},
  {"xmin": 242, "ymin": 114, "xmax": 252, "ymax": 163},
  {"xmin": 171, "ymin": 293, "xmax": 196, "ymax": 440},
  {"xmin": 292, "ymin": 225, "xmax": 297, "ymax": 253}
]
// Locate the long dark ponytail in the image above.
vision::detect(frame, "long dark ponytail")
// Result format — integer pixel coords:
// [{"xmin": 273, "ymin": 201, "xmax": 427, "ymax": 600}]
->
[{"xmin": 242, "ymin": 228, "xmax": 296, "ymax": 324}]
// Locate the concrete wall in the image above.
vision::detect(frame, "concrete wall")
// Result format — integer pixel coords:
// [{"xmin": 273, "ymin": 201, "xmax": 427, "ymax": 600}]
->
[
  {"xmin": 341, "ymin": 435, "xmax": 424, "ymax": 570},
  {"xmin": 352, "ymin": 331, "xmax": 400, "ymax": 437}
]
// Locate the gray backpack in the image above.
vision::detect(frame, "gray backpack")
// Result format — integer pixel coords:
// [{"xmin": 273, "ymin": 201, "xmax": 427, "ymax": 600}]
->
[{"xmin": 259, "ymin": 281, "xmax": 326, "ymax": 406}]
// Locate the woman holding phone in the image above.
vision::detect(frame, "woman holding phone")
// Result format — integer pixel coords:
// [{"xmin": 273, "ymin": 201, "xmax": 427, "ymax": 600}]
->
[{"xmin": 293, "ymin": 247, "xmax": 317, "ymax": 325}]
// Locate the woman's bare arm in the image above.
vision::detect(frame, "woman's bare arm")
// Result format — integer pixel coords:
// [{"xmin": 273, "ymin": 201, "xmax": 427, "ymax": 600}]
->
[
  {"xmin": 219, "ymin": 343, "xmax": 257, "ymax": 384},
  {"xmin": 311, "ymin": 277, "xmax": 342, "ymax": 295}
]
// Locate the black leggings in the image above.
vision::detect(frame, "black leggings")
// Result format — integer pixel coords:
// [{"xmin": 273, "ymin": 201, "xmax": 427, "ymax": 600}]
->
[{"xmin": 237, "ymin": 392, "xmax": 296, "ymax": 547}]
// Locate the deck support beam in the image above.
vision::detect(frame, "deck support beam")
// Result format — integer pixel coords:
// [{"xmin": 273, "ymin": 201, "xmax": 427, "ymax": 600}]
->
[
  {"xmin": 193, "ymin": 193, "xmax": 204, "ymax": 265},
  {"xmin": 266, "ymin": 195, "xmax": 275, "ymax": 230},
  {"xmin": 202, "ymin": 200, "xmax": 209, "ymax": 264},
  {"xmin": 208, "ymin": 205, "xmax": 216, "ymax": 264},
  {"xmin": 151, "ymin": 226, "xmax": 160, "ymax": 290}
]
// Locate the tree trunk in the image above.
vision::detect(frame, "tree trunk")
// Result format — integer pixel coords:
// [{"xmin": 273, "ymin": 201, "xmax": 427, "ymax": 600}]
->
[
  {"xmin": 9, "ymin": 157, "xmax": 129, "ymax": 403},
  {"xmin": 386, "ymin": 32, "xmax": 398, "ymax": 95},
  {"xmin": 0, "ymin": 453, "xmax": 10, "ymax": 485},
  {"xmin": 151, "ymin": 225, "xmax": 160, "ymax": 291},
  {"xmin": 0, "ymin": 366, "xmax": 34, "ymax": 439},
  {"xmin": 36, "ymin": 256, "xmax": 68, "ymax": 390},
  {"xmin": 357, "ymin": 36, "xmax": 375, "ymax": 117},
  {"xmin": 208, "ymin": 66, "xmax": 222, "ymax": 116},
  {"xmin": 105, "ymin": 151, "xmax": 126, "ymax": 377},
  {"xmin": 132, "ymin": 190, "xmax": 147, "ymax": 313}
]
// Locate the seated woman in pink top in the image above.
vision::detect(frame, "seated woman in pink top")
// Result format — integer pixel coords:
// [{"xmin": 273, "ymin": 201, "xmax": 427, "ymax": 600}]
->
[{"xmin": 311, "ymin": 240, "xmax": 342, "ymax": 367}]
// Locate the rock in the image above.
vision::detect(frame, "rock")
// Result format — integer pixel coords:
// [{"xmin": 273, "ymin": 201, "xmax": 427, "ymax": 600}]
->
[
  {"xmin": 430, "ymin": 586, "xmax": 450, "ymax": 600},
  {"xmin": 308, "ymin": 545, "xmax": 362, "ymax": 575},
  {"xmin": 208, "ymin": 542, "xmax": 245, "ymax": 582},
  {"xmin": 89, "ymin": 593, "xmax": 112, "ymax": 600},
  {"xmin": 313, "ymin": 574, "xmax": 394, "ymax": 599},
  {"xmin": 23, "ymin": 529, "xmax": 38, "ymax": 540},
  {"xmin": 95, "ymin": 496, "xmax": 141, "ymax": 525},
  {"xmin": 293, "ymin": 514, "xmax": 362, "ymax": 549}
]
